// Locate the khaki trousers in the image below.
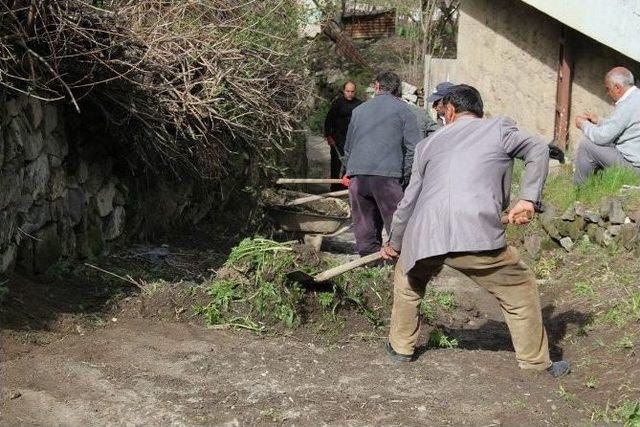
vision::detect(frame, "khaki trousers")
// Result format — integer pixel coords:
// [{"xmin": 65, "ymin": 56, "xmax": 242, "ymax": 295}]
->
[{"xmin": 389, "ymin": 246, "xmax": 552, "ymax": 371}]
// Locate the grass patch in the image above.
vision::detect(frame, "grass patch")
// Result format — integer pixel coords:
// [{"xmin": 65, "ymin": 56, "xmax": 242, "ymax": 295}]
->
[
  {"xmin": 195, "ymin": 238, "xmax": 394, "ymax": 331},
  {"xmin": 542, "ymin": 165, "xmax": 640, "ymax": 211}
]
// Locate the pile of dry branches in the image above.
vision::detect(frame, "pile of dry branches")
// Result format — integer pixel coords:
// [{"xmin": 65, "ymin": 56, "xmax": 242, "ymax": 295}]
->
[{"xmin": 0, "ymin": 0, "xmax": 311, "ymax": 178}]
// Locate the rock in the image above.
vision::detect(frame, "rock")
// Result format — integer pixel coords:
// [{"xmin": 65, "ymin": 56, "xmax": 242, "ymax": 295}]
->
[
  {"xmin": 48, "ymin": 168, "xmax": 66, "ymax": 201},
  {"xmin": 0, "ymin": 129, "xmax": 4, "ymax": 169},
  {"xmin": 628, "ymin": 208, "xmax": 640, "ymax": 223},
  {"xmin": 0, "ymin": 209, "xmax": 17, "ymax": 247},
  {"xmin": 583, "ymin": 210, "xmax": 602, "ymax": 223},
  {"xmin": 609, "ymin": 198, "xmax": 626, "ymax": 224},
  {"xmin": 594, "ymin": 227, "xmax": 613, "ymax": 247},
  {"xmin": 96, "ymin": 181, "xmax": 116, "ymax": 217},
  {"xmin": 561, "ymin": 206, "xmax": 575, "ymax": 221},
  {"xmin": 65, "ymin": 187, "xmax": 86, "ymax": 226},
  {"xmin": 573, "ymin": 201, "xmax": 586, "ymax": 217},
  {"xmin": 6, "ymin": 98, "xmax": 20, "ymax": 117},
  {"xmin": 76, "ymin": 160, "xmax": 89, "ymax": 184},
  {"xmin": 524, "ymin": 234, "xmax": 542, "ymax": 258},
  {"xmin": 586, "ymin": 224, "xmax": 599, "ymax": 242},
  {"xmin": 0, "ymin": 162, "xmax": 24, "ymax": 210},
  {"xmin": 559, "ymin": 237, "xmax": 573, "ymax": 251},
  {"xmin": 103, "ymin": 206, "xmax": 126, "ymax": 240},
  {"xmin": 33, "ymin": 223, "xmax": 63, "ymax": 274},
  {"xmin": 21, "ymin": 202, "xmax": 51, "ymax": 234},
  {"xmin": 401, "ymin": 81, "xmax": 418, "ymax": 95},
  {"xmin": 18, "ymin": 119, "xmax": 44, "ymax": 162},
  {"xmin": 16, "ymin": 194, "xmax": 34, "ymax": 214},
  {"xmin": 26, "ymin": 98, "xmax": 44, "ymax": 129},
  {"xmin": 548, "ymin": 159, "xmax": 564, "ymax": 176},
  {"xmin": 43, "ymin": 103, "xmax": 58, "ymax": 135},
  {"xmin": 1, "ymin": 244, "xmax": 17, "ymax": 273},
  {"xmin": 620, "ymin": 223, "xmax": 639, "ymax": 250},
  {"xmin": 44, "ymin": 133, "xmax": 68, "ymax": 168},
  {"xmin": 402, "ymin": 93, "xmax": 418, "ymax": 103},
  {"xmin": 540, "ymin": 216, "xmax": 561, "ymax": 241},
  {"xmin": 565, "ymin": 217, "xmax": 585, "ymax": 241},
  {"xmin": 23, "ymin": 154, "xmax": 50, "ymax": 200},
  {"xmin": 607, "ymin": 225, "xmax": 622, "ymax": 237},
  {"xmin": 598, "ymin": 197, "xmax": 611, "ymax": 220}
]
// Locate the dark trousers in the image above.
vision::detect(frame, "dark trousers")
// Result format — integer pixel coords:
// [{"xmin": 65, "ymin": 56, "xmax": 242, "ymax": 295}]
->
[
  {"xmin": 349, "ymin": 176, "xmax": 404, "ymax": 256},
  {"xmin": 330, "ymin": 142, "xmax": 346, "ymax": 191}
]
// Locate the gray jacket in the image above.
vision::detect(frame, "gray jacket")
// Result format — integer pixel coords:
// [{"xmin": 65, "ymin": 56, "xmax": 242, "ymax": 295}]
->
[
  {"xmin": 408, "ymin": 104, "xmax": 438, "ymax": 139},
  {"xmin": 344, "ymin": 92, "xmax": 421, "ymax": 179},
  {"xmin": 388, "ymin": 116, "xmax": 549, "ymax": 273},
  {"xmin": 582, "ymin": 87, "xmax": 640, "ymax": 166}
]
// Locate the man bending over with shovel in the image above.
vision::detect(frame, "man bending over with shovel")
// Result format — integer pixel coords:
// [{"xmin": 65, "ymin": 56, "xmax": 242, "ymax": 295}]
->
[{"xmin": 380, "ymin": 84, "xmax": 570, "ymax": 378}]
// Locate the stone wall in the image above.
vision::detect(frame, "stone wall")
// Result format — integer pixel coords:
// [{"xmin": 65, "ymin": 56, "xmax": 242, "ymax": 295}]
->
[
  {"xmin": 0, "ymin": 94, "xmax": 126, "ymax": 274},
  {"xmin": 535, "ymin": 187, "xmax": 640, "ymax": 254},
  {"xmin": 441, "ymin": 0, "xmax": 640, "ymax": 150}
]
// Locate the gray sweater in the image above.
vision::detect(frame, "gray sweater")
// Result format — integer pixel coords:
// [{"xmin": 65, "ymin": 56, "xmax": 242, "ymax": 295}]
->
[
  {"xmin": 582, "ymin": 87, "xmax": 640, "ymax": 167},
  {"xmin": 344, "ymin": 92, "xmax": 421, "ymax": 179}
]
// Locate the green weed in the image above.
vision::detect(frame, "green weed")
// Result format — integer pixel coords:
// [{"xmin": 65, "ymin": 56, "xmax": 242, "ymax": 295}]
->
[
  {"xmin": 572, "ymin": 281, "xmax": 595, "ymax": 298},
  {"xmin": 533, "ymin": 255, "xmax": 561, "ymax": 279},
  {"xmin": 556, "ymin": 384, "xmax": 576, "ymax": 404},
  {"xmin": 420, "ymin": 288, "xmax": 457, "ymax": 322},
  {"xmin": 428, "ymin": 329, "xmax": 459, "ymax": 349},
  {"xmin": 614, "ymin": 401, "xmax": 640, "ymax": 426},
  {"xmin": 585, "ymin": 377, "xmax": 598, "ymax": 389},
  {"xmin": 615, "ymin": 334, "xmax": 634, "ymax": 350}
]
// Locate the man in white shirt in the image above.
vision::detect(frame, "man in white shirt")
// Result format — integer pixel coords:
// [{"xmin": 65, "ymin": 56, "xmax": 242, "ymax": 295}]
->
[{"xmin": 573, "ymin": 67, "xmax": 640, "ymax": 185}]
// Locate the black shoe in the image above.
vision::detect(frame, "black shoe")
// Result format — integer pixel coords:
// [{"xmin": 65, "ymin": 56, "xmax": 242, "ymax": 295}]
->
[
  {"xmin": 385, "ymin": 340, "xmax": 413, "ymax": 363},
  {"xmin": 546, "ymin": 361, "xmax": 571, "ymax": 378}
]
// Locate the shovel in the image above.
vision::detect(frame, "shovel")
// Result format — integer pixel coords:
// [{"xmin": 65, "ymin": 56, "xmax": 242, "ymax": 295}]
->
[
  {"xmin": 290, "ymin": 214, "xmax": 524, "ymax": 284},
  {"xmin": 288, "ymin": 252, "xmax": 383, "ymax": 284}
]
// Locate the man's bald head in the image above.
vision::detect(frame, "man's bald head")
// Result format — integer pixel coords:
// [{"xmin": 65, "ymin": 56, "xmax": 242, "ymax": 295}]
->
[{"xmin": 604, "ymin": 67, "xmax": 635, "ymax": 102}]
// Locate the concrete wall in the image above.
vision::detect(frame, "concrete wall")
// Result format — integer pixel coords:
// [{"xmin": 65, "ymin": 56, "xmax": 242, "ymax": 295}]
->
[
  {"xmin": 0, "ymin": 94, "xmax": 127, "ymax": 274},
  {"xmin": 454, "ymin": 0, "xmax": 559, "ymax": 139},
  {"xmin": 431, "ymin": 0, "xmax": 640, "ymax": 150}
]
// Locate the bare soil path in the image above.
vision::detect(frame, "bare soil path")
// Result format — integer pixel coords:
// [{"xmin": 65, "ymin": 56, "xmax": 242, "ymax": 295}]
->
[{"xmin": 1, "ymin": 315, "xmax": 579, "ymax": 426}]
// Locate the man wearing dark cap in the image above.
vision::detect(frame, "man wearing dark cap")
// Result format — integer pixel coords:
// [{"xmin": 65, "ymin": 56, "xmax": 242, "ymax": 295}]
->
[
  {"xmin": 381, "ymin": 84, "xmax": 570, "ymax": 378},
  {"xmin": 427, "ymin": 81, "xmax": 454, "ymax": 126}
]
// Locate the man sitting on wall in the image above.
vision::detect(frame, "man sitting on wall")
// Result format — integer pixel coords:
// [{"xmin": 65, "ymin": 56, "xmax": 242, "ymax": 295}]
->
[{"xmin": 573, "ymin": 66, "xmax": 640, "ymax": 185}]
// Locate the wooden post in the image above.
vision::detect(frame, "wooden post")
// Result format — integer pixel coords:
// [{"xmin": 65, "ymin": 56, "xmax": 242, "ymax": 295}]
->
[{"xmin": 554, "ymin": 26, "xmax": 573, "ymax": 150}]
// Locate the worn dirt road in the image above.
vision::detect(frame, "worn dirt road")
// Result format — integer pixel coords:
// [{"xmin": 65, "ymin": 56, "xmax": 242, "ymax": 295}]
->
[{"xmin": 1, "ymin": 316, "xmax": 580, "ymax": 426}]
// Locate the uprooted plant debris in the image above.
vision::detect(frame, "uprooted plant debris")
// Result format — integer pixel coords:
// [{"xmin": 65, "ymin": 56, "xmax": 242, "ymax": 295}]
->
[{"xmin": 193, "ymin": 238, "xmax": 392, "ymax": 331}]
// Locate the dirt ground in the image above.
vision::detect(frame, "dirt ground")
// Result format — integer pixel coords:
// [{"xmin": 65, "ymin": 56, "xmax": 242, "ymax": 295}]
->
[{"xmin": 0, "ymin": 269, "xmax": 583, "ymax": 427}]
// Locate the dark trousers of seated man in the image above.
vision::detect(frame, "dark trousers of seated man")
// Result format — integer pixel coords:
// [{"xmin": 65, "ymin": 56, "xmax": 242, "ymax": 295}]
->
[
  {"xmin": 349, "ymin": 175, "xmax": 404, "ymax": 256},
  {"xmin": 389, "ymin": 246, "xmax": 553, "ymax": 371},
  {"xmin": 574, "ymin": 137, "xmax": 640, "ymax": 185}
]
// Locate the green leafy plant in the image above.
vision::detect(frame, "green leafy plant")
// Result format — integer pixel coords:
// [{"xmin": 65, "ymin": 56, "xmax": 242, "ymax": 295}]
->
[{"xmin": 428, "ymin": 329, "xmax": 459, "ymax": 349}]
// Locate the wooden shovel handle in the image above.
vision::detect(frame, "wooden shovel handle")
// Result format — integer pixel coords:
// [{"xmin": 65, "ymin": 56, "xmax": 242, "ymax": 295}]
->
[
  {"xmin": 313, "ymin": 214, "xmax": 522, "ymax": 283},
  {"xmin": 314, "ymin": 252, "xmax": 382, "ymax": 282},
  {"xmin": 276, "ymin": 178, "xmax": 343, "ymax": 184}
]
